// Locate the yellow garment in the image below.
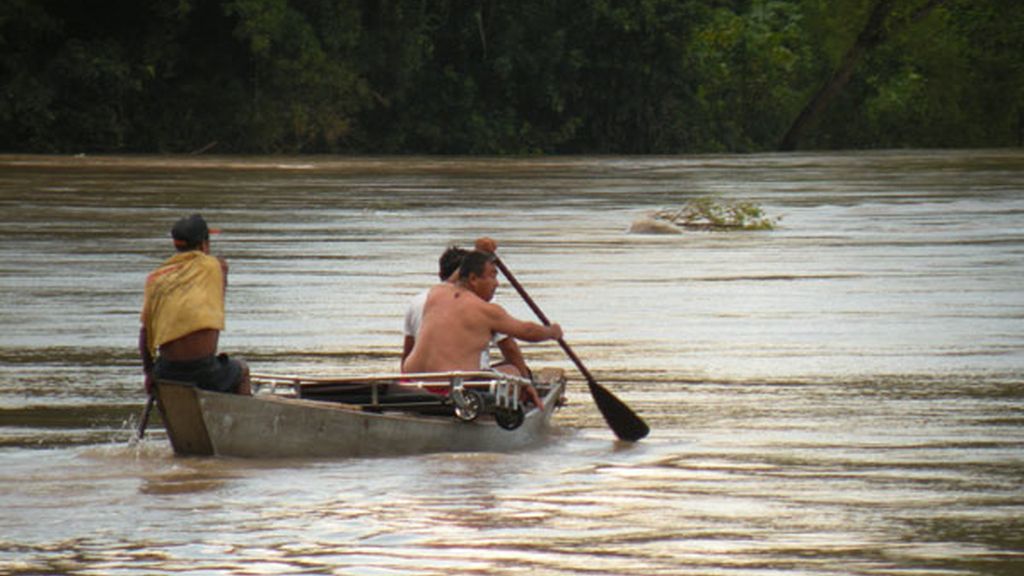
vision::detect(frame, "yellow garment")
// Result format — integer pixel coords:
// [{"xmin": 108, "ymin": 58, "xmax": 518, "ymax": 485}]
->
[{"xmin": 140, "ymin": 251, "xmax": 225, "ymax": 356}]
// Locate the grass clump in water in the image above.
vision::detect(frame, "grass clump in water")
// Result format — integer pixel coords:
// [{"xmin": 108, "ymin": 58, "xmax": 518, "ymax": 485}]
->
[{"xmin": 652, "ymin": 197, "xmax": 779, "ymax": 231}]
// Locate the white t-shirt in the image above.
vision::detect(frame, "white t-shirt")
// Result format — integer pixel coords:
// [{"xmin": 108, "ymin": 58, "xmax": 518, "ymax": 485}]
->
[
  {"xmin": 404, "ymin": 288, "xmax": 506, "ymax": 369},
  {"xmin": 403, "ymin": 289, "xmax": 429, "ymax": 338}
]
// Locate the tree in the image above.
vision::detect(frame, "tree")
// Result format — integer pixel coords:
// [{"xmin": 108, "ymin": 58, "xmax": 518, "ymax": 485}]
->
[
  {"xmin": 687, "ymin": 0, "xmax": 818, "ymax": 151},
  {"xmin": 1, "ymin": 0, "xmax": 1021, "ymax": 153},
  {"xmin": 223, "ymin": 0, "xmax": 369, "ymax": 152},
  {"xmin": 779, "ymin": 0, "xmax": 949, "ymax": 151}
]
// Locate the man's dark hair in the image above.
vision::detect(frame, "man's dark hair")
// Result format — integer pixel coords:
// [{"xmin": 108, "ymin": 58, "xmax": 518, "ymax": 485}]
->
[
  {"xmin": 438, "ymin": 246, "xmax": 469, "ymax": 280},
  {"xmin": 458, "ymin": 250, "xmax": 495, "ymax": 280},
  {"xmin": 171, "ymin": 213, "xmax": 212, "ymax": 252}
]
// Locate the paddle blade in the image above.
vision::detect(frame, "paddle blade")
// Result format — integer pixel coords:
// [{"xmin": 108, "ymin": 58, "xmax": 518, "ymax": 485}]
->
[
  {"xmin": 587, "ymin": 379, "xmax": 649, "ymax": 441},
  {"xmin": 492, "ymin": 254, "xmax": 650, "ymax": 441}
]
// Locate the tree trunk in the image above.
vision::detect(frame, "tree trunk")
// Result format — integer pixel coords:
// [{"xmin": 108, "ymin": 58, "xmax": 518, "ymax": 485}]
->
[{"xmin": 779, "ymin": 0, "xmax": 948, "ymax": 151}]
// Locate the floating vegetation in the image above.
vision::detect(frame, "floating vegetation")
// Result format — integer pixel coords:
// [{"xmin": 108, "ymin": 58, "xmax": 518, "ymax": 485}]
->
[{"xmin": 630, "ymin": 197, "xmax": 779, "ymax": 234}]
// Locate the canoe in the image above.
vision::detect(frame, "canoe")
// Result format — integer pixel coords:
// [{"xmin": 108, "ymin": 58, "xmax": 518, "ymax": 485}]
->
[{"xmin": 153, "ymin": 368, "xmax": 567, "ymax": 458}]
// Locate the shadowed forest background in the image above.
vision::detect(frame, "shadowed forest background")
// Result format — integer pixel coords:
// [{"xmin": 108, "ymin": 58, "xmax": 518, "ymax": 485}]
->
[{"xmin": 1, "ymin": 0, "xmax": 1021, "ymax": 154}]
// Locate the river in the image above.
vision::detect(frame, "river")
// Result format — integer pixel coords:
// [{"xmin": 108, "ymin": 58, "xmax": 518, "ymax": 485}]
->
[{"xmin": 1, "ymin": 150, "xmax": 1022, "ymax": 575}]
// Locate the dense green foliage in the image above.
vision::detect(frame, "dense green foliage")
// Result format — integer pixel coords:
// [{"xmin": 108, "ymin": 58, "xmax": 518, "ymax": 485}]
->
[{"xmin": 1, "ymin": 0, "xmax": 1021, "ymax": 154}]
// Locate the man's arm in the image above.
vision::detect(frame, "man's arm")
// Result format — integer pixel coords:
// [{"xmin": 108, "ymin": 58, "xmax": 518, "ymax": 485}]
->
[
  {"xmin": 487, "ymin": 303, "xmax": 562, "ymax": 343},
  {"xmin": 139, "ymin": 326, "xmax": 154, "ymax": 394},
  {"xmin": 401, "ymin": 296, "xmax": 423, "ymax": 369},
  {"xmin": 496, "ymin": 336, "xmax": 530, "ymax": 378},
  {"xmin": 401, "ymin": 335, "xmax": 416, "ymax": 370}
]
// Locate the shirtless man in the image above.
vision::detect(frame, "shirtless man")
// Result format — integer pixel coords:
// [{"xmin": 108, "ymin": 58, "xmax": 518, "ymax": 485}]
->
[
  {"xmin": 139, "ymin": 214, "xmax": 250, "ymax": 395},
  {"xmin": 402, "ymin": 250, "xmax": 561, "ymax": 406},
  {"xmin": 401, "ymin": 237, "xmax": 529, "ymax": 377}
]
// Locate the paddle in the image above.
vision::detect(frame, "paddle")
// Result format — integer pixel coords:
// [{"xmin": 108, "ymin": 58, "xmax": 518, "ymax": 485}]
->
[
  {"xmin": 136, "ymin": 394, "xmax": 155, "ymax": 440},
  {"xmin": 492, "ymin": 256, "xmax": 650, "ymax": 441}
]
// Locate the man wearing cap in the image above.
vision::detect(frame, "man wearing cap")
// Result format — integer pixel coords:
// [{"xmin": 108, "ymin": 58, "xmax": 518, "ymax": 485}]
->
[{"xmin": 139, "ymin": 214, "xmax": 250, "ymax": 395}]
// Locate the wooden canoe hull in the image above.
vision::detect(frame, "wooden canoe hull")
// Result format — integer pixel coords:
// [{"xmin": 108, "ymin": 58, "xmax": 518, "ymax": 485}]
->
[{"xmin": 155, "ymin": 378, "xmax": 565, "ymax": 458}]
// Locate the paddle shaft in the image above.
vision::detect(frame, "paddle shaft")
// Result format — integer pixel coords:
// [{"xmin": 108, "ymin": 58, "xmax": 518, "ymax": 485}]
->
[
  {"xmin": 492, "ymin": 260, "xmax": 596, "ymax": 385},
  {"xmin": 136, "ymin": 394, "xmax": 155, "ymax": 440}
]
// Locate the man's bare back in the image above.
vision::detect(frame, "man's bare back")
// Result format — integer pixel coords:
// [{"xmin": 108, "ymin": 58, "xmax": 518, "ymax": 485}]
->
[
  {"xmin": 402, "ymin": 254, "xmax": 562, "ymax": 375},
  {"xmin": 403, "ymin": 283, "xmax": 493, "ymax": 373}
]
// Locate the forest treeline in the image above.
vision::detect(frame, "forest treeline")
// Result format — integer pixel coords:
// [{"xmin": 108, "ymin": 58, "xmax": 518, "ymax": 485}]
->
[{"xmin": 1, "ymin": 0, "xmax": 1021, "ymax": 154}]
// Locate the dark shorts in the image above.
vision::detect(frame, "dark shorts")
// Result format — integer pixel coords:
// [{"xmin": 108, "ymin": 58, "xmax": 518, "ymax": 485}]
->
[{"xmin": 154, "ymin": 353, "xmax": 245, "ymax": 394}]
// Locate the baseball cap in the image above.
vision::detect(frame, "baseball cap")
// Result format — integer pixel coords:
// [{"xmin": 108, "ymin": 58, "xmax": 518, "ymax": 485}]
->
[{"xmin": 171, "ymin": 213, "xmax": 220, "ymax": 248}]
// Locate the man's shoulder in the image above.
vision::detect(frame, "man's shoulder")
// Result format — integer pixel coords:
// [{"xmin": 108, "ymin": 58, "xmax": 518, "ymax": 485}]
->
[
  {"xmin": 195, "ymin": 251, "xmax": 221, "ymax": 266},
  {"xmin": 146, "ymin": 253, "xmax": 188, "ymax": 283},
  {"xmin": 151, "ymin": 251, "xmax": 221, "ymax": 280},
  {"xmin": 161, "ymin": 250, "xmax": 218, "ymax": 267},
  {"xmin": 417, "ymin": 284, "xmax": 455, "ymax": 315},
  {"xmin": 475, "ymin": 297, "xmax": 509, "ymax": 318},
  {"xmin": 424, "ymin": 282, "xmax": 457, "ymax": 301}
]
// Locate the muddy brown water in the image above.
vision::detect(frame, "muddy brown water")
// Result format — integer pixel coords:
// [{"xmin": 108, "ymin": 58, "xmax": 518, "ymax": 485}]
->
[{"xmin": 1, "ymin": 151, "xmax": 1022, "ymax": 575}]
